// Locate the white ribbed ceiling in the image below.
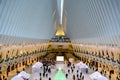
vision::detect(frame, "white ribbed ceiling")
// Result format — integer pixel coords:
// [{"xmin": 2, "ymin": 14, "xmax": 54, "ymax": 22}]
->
[
  {"xmin": 0, "ymin": 0, "xmax": 120, "ymax": 45},
  {"xmin": 64, "ymin": 0, "xmax": 120, "ymax": 44},
  {"xmin": 0, "ymin": 0, "xmax": 57, "ymax": 39}
]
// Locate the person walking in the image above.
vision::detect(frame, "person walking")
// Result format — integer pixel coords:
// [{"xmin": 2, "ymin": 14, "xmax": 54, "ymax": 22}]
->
[{"xmin": 73, "ymin": 74, "xmax": 75, "ymax": 80}]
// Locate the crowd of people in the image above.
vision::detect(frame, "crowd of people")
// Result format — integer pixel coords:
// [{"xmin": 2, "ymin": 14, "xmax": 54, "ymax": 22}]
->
[
  {"xmin": 65, "ymin": 61, "xmax": 85, "ymax": 80},
  {"xmin": 42, "ymin": 59, "xmax": 55, "ymax": 66},
  {"xmin": 38, "ymin": 65, "xmax": 52, "ymax": 80},
  {"xmin": 4, "ymin": 57, "xmax": 119, "ymax": 80},
  {"xmin": 33, "ymin": 60, "xmax": 86, "ymax": 80}
]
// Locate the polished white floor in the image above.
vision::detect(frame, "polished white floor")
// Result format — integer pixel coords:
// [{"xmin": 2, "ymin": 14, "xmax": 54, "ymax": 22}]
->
[{"xmin": 10, "ymin": 63, "xmax": 95, "ymax": 80}]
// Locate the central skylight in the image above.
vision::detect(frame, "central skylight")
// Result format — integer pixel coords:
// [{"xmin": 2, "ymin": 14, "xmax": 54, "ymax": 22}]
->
[{"xmin": 57, "ymin": 0, "xmax": 64, "ymax": 25}]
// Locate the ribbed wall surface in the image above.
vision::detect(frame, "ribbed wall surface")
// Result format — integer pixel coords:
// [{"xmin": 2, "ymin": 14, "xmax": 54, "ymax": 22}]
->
[
  {"xmin": 64, "ymin": 0, "xmax": 120, "ymax": 45},
  {"xmin": 0, "ymin": 0, "xmax": 56, "ymax": 39}
]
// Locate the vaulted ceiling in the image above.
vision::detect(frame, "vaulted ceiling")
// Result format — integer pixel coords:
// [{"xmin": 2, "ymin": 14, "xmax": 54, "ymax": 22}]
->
[
  {"xmin": 64, "ymin": 0, "xmax": 120, "ymax": 45},
  {"xmin": 0, "ymin": 0, "xmax": 57, "ymax": 39},
  {"xmin": 0, "ymin": 0, "xmax": 120, "ymax": 45}
]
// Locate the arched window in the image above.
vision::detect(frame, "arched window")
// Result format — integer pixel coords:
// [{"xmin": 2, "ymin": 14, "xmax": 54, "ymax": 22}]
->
[
  {"xmin": 117, "ymin": 53, "xmax": 120, "ymax": 64},
  {"xmin": 99, "ymin": 51, "xmax": 101, "ymax": 57},
  {"xmin": 106, "ymin": 50, "xmax": 109, "ymax": 57},
  {"xmin": 111, "ymin": 51, "xmax": 114, "ymax": 59},
  {"xmin": 102, "ymin": 50, "xmax": 104, "ymax": 56}
]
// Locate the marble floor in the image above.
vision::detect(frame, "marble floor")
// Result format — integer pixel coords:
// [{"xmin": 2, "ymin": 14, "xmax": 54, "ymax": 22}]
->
[{"xmin": 9, "ymin": 63, "xmax": 95, "ymax": 80}]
